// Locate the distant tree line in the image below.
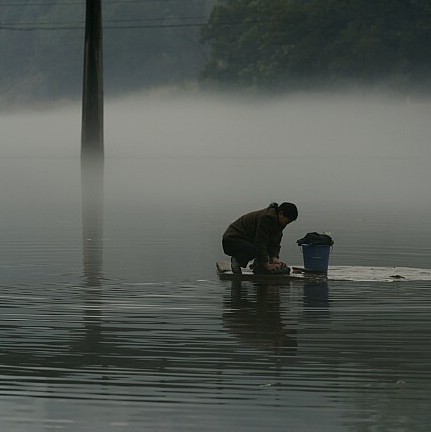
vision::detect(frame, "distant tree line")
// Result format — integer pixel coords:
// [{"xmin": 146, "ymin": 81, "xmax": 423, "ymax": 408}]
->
[
  {"xmin": 200, "ymin": 0, "xmax": 431, "ymax": 93},
  {"xmin": 1, "ymin": 0, "xmax": 431, "ymax": 105}
]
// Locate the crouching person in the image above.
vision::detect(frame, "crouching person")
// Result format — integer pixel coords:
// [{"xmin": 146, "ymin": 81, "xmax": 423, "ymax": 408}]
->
[{"xmin": 222, "ymin": 202, "xmax": 298, "ymax": 274}]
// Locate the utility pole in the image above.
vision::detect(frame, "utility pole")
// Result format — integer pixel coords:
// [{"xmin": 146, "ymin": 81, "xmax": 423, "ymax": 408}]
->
[
  {"xmin": 81, "ymin": 0, "xmax": 104, "ymax": 160},
  {"xmin": 81, "ymin": 0, "xmax": 104, "ymax": 288}
]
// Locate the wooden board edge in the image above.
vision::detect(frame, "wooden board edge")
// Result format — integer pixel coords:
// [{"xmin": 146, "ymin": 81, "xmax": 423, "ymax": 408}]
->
[{"xmin": 216, "ymin": 261, "xmax": 308, "ymax": 282}]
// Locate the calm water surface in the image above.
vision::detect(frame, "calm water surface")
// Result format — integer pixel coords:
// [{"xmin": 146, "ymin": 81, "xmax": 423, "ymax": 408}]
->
[{"xmin": 1, "ymin": 157, "xmax": 431, "ymax": 431}]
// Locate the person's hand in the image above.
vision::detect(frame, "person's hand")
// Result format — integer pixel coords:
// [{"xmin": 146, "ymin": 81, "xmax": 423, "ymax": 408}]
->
[
  {"xmin": 264, "ymin": 263, "xmax": 281, "ymax": 271},
  {"xmin": 270, "ymin": 258, "xmax": 287, "ymax": 269}
]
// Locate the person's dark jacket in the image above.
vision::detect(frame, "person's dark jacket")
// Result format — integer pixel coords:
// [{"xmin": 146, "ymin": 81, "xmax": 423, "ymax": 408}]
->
[{"xmin": 222, "ymin": 207, "xmax": 283, "ymax": 263}]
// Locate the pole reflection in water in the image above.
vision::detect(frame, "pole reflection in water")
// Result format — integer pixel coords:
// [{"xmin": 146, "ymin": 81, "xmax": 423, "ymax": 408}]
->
[
  {"xmin": 81, "ymin": 157, "xmax": 104, "ymax": 286},
  {"xmin": 80, "ymin": 157, "xmax": 104, "ymax": 356},
  {"xmin": 223, "ymin": 281, "xmax": 298, "ymax": 355}
]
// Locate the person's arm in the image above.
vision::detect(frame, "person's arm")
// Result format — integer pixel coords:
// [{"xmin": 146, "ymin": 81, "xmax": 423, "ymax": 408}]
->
[
  {"xmin": 268, "ymin": 230, "xmax": 283, "ymax": 267},
  {"xmin": 268, "ymin": 238, "xmax": 281, "ymax": 260},
  {"xmin": 254, "ymin": 215, "xmax": 274, "ymax": 264}
]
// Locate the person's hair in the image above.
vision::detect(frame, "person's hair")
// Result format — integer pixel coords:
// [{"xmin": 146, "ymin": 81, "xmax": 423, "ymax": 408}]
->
[{"xmin": 269, "ymin": 202, "xmax": 298, "ymax": 221}]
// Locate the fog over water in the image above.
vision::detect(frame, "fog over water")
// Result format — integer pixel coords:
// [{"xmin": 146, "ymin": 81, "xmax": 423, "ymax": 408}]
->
[
  {"xmin": 2, "ymin": 93, "xmax": 430, "ymax": 276},
  {"xmin": 2, "ymin": 92, "xmax": 430, "ymax": 159},
  {"xmin": 2, "ymin": 92, "xmax": 430, "ymax": 211},
  {"xmin": 2, "ymin": 92, "xmax": 431, "ymax": 274}
]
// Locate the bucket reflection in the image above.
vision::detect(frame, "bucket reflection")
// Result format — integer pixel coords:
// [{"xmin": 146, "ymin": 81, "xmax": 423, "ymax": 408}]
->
[{"xmin": 302, "ymin": 280, "xmax": 330, "ymax": 322}]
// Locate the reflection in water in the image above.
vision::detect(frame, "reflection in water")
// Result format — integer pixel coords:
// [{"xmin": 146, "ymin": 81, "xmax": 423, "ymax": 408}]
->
[
  {"xmin": 302, "ymin": 280, "xmax": 330, "ymax": 322},
  {"xmin": 223, "ymin": 281, "xmax": 297, "ymax": 355},
  {"xmin": 1, "ymin": 273, "xmax": 431, "ymax": 430},
  {"xmin": 80, "ymin": 157, "xmax": 104, "ymax": 359},
  {"xmin": 81, "ymin": 157, "xmax": 104, "ymax": 287}
]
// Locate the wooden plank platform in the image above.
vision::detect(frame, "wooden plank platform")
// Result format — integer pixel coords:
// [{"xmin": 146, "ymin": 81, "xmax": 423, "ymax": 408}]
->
[{"xmin": 216, "ymin": 261, "xmax": 317, "ymax": 282}]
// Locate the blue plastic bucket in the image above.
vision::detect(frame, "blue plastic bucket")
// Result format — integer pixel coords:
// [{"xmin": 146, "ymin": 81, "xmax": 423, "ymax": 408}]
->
[{"xmin": 300, "ymin": 244, "xmax": 331, "ymax": 272}]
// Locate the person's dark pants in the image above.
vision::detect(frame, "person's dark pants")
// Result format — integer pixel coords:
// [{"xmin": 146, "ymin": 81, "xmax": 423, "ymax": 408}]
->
[{"xmin": 222, "ymin": 237, "xmax": 258, "ymax": 268}]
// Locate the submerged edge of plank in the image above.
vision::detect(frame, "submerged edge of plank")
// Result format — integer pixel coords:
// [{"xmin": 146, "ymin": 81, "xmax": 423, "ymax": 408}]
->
[{"xmin": 216, "ymin": 261, "xmax": 310, "ymax": 282}]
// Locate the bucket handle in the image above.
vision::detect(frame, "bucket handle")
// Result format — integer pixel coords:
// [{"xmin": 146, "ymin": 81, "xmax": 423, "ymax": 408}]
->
[{"xmin": 299, "ymin": 244, "xmax": 333, "ymax": 251}]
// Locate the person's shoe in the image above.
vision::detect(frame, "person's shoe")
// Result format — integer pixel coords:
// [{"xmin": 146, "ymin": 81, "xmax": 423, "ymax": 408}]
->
[
  {"xmin": 252, "ymin": 265, "xmax": 271, "ymax": 275},
  {"xmin": 231, "ymin": 257, "xmax": 242, "ymax": 274},
  {"xmin": 252, "ymin": 261, "xmax": 268, "ymax": 274}
]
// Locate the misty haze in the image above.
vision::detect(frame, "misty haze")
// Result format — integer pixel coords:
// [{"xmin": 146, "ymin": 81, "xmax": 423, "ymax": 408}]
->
[{"xmin": 2, "ymin": 93, "xmax": 430, "ymax": 213}]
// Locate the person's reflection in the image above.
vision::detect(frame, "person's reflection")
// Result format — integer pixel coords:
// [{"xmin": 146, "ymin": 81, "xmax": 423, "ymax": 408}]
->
[{"xmin": 223, "ymin": 281, "xmax": 297, "ymax": 355}]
